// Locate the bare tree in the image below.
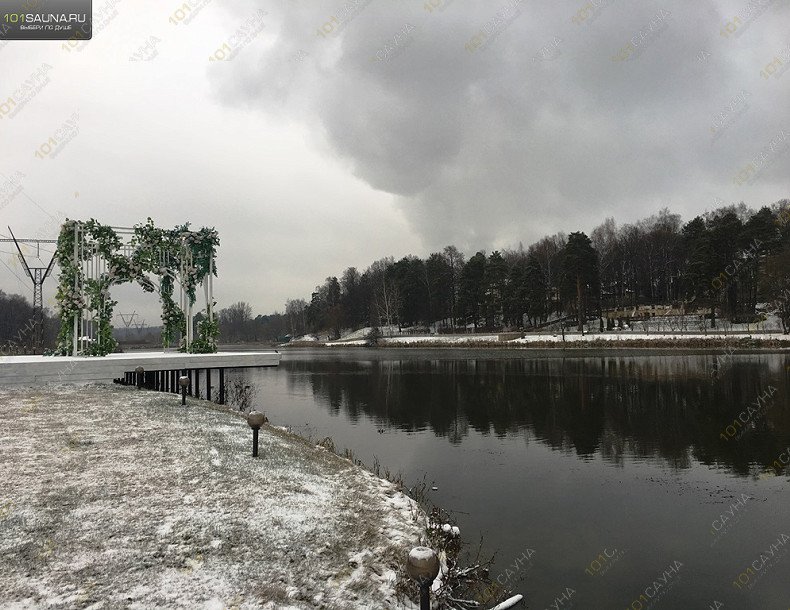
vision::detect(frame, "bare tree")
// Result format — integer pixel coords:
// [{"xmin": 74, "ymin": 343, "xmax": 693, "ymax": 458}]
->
[
  {"xmin": 442, "ymin": 245, "xmax": 465, "ymax": 330},
  {"xmin": 369, "ymin": 258, "xmax": 400, "ymax": 332},
  {"xmin": 218, "ymin": 301, "xmax": 252, "ymax": 342},
  {"xmin": 285, "ymin": 298, "xmax": 307, "ymax": 336}
]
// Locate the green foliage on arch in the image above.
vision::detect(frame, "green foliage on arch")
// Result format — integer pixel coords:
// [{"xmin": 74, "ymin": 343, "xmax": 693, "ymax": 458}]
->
[{"xmin": 54, "ymin": 218, "xmax": 219, "ymax": 356}]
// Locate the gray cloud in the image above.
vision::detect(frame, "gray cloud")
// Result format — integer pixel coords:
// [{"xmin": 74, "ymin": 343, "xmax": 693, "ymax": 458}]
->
[{"xmin": 211, "ymin": 0, "xmax": 790, "ymax": 252}]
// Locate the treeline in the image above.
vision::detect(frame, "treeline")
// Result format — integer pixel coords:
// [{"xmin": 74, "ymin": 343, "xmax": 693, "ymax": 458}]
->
[
  {"xmin": 215, "ymin": 302, "xmax": 289, "ymax": 344},
  {"xmin": 265, "ymin": 201, "xmax": 790, "ymax": 339},
  {"xmin": 0, "ymin": 291, "xmax": 59, "ymax": 353}
]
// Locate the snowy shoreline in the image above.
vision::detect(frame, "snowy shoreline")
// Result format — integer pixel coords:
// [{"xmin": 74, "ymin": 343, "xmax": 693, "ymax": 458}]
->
[
  {"xmin": 288, "ymin": 332, "xmax": 790, "ymax": 350},
  {"xmin": 0, "ymin": 384, "xmax": 424, "ymax": 609}
]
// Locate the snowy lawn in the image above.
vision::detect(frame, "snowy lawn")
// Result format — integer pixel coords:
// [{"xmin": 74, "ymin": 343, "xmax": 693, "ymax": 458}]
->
[{"xmin": 0, "ymin": 384, "xmax": 422, "ymax": 609}]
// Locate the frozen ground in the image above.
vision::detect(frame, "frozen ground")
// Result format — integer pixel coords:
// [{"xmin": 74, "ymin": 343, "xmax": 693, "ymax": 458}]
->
[
  {"xmin": 508, "ymin": 331, "xmax": 790, "ymax": 344},
  {"xmin": 322, "ymin": 332, "xmax": 790, "ymax": 348},
  {"xmin": 0, "ymin": 384, "xmax": 423, "ymax": 609}
]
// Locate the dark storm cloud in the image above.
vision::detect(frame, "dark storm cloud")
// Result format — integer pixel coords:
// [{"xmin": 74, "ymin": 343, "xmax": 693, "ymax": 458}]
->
[{"xmin": 214, "ymin": 0, "xmax": 790, "ymax": 250}]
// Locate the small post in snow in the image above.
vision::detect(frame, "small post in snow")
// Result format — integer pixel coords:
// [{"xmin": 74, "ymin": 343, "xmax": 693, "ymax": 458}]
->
[
  {"xmin": 178, "ymin": 375, "xmax": 190, "ymax": 405},
  {"xmin": 135, "ymin": 366, "xmax": 144, "ymax": 389},
  {"xmin": 247, "ymin": 411, "xmax": 266, "ymax": 457},
  {"xmin": 406, "ymin": 546, "xmax": 440, "ymax": 610}
]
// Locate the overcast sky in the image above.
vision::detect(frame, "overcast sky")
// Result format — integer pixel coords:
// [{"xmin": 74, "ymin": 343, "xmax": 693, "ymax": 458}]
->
[{"xmin": 1, "ymin": 0, "xmax": 788, "ymax": 322}]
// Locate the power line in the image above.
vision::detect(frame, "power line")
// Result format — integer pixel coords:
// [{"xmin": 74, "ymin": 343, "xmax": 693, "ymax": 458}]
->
[
  {"xmin": 0, "ymin": 258, "xmax": 33, "ymax": 293},
  {"xmin": 6, "ymin": 227, "xmax": 56, "ymax": 353},
  {"xmin": 0, "ymin": 173, "xmax": 58, "ymax": 222}
]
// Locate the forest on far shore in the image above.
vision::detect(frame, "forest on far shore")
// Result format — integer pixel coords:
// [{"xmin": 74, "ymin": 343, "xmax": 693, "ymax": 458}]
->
[{"xmin": 227, "ymin": 200, "xmax": 790, "ymax": 342}]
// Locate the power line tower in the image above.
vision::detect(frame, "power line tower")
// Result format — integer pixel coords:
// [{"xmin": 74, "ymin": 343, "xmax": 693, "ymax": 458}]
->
[
  {"xmin": 1, "ymin": 227, "xmax": 57, "ymax": 354},
  {"xmin": 118, "ymin": 311, "xmax": 137, "ymax": 328}
]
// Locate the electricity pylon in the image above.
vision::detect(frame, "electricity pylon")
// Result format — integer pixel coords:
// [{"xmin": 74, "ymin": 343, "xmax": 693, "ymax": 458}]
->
[{"xmin": 1, "ymin": 227, "xmax": 57, "ymax": 354}]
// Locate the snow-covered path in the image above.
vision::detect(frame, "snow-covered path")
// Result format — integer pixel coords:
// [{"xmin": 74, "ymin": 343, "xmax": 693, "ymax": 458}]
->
[{"xmin": 0, "ymin": 385, "xmax": 422, "ymax": 609}]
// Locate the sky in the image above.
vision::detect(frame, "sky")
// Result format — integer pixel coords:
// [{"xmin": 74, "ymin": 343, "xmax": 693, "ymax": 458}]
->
[{"xmin": 1, "ymin": 0, "xmax": 789, "ymax": 323}]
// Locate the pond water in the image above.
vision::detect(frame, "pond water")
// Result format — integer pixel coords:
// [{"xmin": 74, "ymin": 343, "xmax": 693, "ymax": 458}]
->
[{"xmin": 230, "ymin": 348, "xmax": 790, "ymax": 608}]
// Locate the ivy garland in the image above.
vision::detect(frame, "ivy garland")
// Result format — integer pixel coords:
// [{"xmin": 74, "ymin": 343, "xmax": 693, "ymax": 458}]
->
[{"xmin": 54, "ymin": 218, "xmax": 220, "ymax": 356}]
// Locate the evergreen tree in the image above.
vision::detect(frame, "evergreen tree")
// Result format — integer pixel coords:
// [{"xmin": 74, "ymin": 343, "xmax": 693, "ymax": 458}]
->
[{"xmin": 561, "ymin": 232, "xmax": 599, "ymax": 331}]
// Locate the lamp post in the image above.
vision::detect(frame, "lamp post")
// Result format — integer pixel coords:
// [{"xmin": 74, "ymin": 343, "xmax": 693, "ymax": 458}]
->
[
  {"xmin": 179, "ymin": 375, "xmax": 190, "ymax": 405},
  {"xmin": 135, "ymin": 366, "xmax": 144, "ymax": 389},
  {"xmin": 406, "ymin": 547, "xmax": 440, "ymax": 610},
  {"xmin": 247, "ymin": 411, "xmax": 266, "ymax": 457}
]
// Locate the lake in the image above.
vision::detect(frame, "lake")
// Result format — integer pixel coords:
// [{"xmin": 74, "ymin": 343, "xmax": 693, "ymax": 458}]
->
[{"xmin": 230, "ymin": 348, "xmax": 790, "ymax": 608}]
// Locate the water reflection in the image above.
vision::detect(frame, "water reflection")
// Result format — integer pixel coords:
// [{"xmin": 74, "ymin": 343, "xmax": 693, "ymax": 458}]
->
[{"xmin": 279, "ymin": 353, "xmax": 790, "ymax": 476}]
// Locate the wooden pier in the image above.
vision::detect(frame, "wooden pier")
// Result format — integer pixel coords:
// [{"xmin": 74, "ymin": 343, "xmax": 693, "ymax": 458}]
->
[{"xmin": 0, "ymin": 352, "xmax": 280, "ymax": 404}]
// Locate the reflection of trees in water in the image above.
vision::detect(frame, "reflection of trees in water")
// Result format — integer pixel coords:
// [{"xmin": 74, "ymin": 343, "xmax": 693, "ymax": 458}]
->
[{"xmin": 280, "ymin": 356, "xmax": 789, "ymax": 475}]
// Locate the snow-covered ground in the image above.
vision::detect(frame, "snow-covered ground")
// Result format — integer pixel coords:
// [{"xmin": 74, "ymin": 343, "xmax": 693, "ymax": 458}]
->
[
  {"xmin": 0, "ymin": 385, "xmax": 423, "ymax": 609},
  {"xmin": 308, "ymin": 313, "xmax": 789, "ymax": 349},
  {"xmin": 383, "ymin": 335, "xmax": 500, "ymax": 345},
  {"xmin": 509, "ymin": 331, "xmax": 790, "ymax": 344},
  {"xmin": 325, "ymin": 334, "xmax": 501, "ymax": 347},
  {"xmin": 321, "ymin": 331, "xmax": 789, "ymax": 348}
]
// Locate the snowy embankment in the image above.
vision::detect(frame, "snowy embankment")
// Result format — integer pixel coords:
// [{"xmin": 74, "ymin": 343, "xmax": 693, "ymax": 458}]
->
[
  {"xmin": 322, "ymin": 331, "xmax": 790, "ymax": 348},
  {"xmin": 509, "ymin": 331, "xmax": 790, "ymax": 345},
  {"xmin": 0, "ymin": 385, "xmax": 423, "ymax": 609}
]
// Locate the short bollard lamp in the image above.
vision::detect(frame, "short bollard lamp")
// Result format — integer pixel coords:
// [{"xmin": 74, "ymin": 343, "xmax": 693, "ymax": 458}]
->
[
  {"xmin": 406, "ymin": 546, "xmax": 440, "ymax": 610},
  {"xmin": 178, "ymin": 375, "xmax": 189, "ymax": 405},
  {"xmin": 135, "ymin": 366, "xmax": 144, "ymax": 389},
  {"xmin": 247, "ymin": 411, "xmax": 266, "ymax": 457}
]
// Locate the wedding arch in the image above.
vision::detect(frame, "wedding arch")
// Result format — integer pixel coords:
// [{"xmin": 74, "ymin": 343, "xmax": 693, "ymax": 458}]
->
[{"xmin": 54, "ymin": 218, "xmax": 220, "ymax": 356}]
